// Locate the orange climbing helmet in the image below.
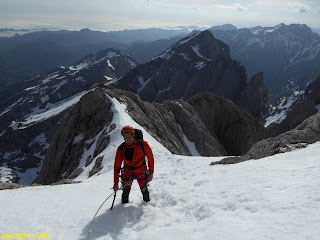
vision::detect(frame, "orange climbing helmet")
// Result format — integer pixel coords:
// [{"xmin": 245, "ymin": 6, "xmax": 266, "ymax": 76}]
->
[{"xmin": 121, "ymin": 125, "xmax": 135, "ymax": 135}]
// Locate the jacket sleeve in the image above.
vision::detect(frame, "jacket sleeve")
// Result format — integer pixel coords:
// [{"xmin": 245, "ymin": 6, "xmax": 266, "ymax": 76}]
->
[
  {"xmin": 144, "ymin": 141, "xmax": 154, "ymax": 173},
  {"xmin": 114, "ymin": 147, "xmax": 123, "ymax": 184}
]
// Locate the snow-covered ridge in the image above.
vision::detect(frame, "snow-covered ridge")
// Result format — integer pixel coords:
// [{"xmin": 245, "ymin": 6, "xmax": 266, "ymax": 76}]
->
[
  {"xmin": 250, "ymin": 24, "xmax": 284, "ymax": 35},
  {"xmin": 18, "ymin": 91, "xmax": 87, "ymax": 129},
  {"xmin": 70, "ymin": 51, "xmax": 120, "ymax": 70},
  {"xmin": 72, "ymin": 93, "xmax": 171, "ymax": 181},
  {"xmin": 158, "ymin": 46, "xmax": 175, "ymax": 60},
  {"xmin": 177, "ymin": 32, "xmax": 201, "ymax": 46},
  {"xmin": 1, "ymin": 48, "xmax": 135, "ymax": 133},
  {"xmin": 0, "ymin": 97, "xmax": 23, "ymax": 117},
  {"xmin": 264, "ymin": 90, "xmax": 305, "ymax": 127},
  {"xmin": 157, "ymin": 32, "xmax": 201, "ymax": 61}
]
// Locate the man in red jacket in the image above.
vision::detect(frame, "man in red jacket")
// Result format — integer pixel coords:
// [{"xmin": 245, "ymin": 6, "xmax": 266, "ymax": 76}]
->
[{"xmin": 113, "ymin": 125, "xmax": 154, "ymax": 203}]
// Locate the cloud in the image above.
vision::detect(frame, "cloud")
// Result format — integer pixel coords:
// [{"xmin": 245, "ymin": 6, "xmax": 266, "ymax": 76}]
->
[
  {"xmin": 209, "ymin": 4, "xmax": 234, "ymax": 10},
  {"xmin": 289, "ymin": 0, "xmax": 320, "ymax": 14},
  {"xmin": 299, "ymin": 7, "xmax": 307, "ymax": 13},
  {"xmin": 233, "ymin": 3, "xmax": 248, "ymax": 11},
  {"xmin": 290, "ymin": 2, "xmax": 310, "ymax": 14}
]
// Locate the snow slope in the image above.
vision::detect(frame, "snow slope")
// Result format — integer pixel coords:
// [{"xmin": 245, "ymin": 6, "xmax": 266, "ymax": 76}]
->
[
  {"xmin": 1, "ymin": 95, "xmax": 319, "ymax": 239},
  {"xmin": 1, "ymin": 140, "xmax": 319, "ymax": 240},
  {"xmin": 1, "ymin": 94, "xmax": 320, "ymax": 239}
]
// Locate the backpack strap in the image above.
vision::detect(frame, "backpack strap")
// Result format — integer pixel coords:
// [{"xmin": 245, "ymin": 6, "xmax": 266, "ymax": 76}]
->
[
  {"xmin": 138, "ymin": 140, "xmax": 145, "ymax": 155},
  {"xmin": 119, "ymin": 142, "xmax": 126, "ymax": 158}
]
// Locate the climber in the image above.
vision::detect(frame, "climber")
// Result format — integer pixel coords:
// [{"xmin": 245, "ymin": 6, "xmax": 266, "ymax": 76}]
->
[{"xmin": 113, "ymin": 125, "xmax": 154, "ymax": 203}]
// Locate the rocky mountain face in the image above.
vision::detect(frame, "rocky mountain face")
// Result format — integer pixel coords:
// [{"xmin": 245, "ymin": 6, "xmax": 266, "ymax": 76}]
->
[
  {"xmin": 210, "ymin": 24, "xmax": 320, "ymax": 102},
  {"xmin": 35, "ymin": 86, "xmax": 266, "ymax": 185},
  {"xmin": 0, "ymin": 49, "xmax": 136, "ymax": 184},
  {"xmin": 212, "ymin": 112, "xmax": 320, "ymax": 166},
  {"xmin": 186, "ymin": 92, "xmax": 266, "ymax": 155},
  {"xmin": 238, "ymin": 72, "xmax": 269, "ymax": 119},
  {"xmin": 115, "ymin": 30, "xmax": 269, "ymax": 119},
  {"xmin": 265, "ymin": 75, "xmax": 320, "ymax": 137}
]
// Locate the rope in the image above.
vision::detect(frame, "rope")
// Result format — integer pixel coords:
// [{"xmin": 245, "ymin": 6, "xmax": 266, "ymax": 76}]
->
[
  {"xmin": 86, "ymin": 170, "xmax": 149, "ymax": 240},
  {"xmin": 85, "ymin": 192, "xmax": 115, "ymax": 240},
  {"xmin": 85, "ymin": 179, "xmax": 135, "ymax": 240}
]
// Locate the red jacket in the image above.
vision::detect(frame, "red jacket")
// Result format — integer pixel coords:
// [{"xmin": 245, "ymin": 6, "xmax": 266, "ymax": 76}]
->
[{"xmin": 114, "ymin": 139, "xmax": 154, "ymax": 184}]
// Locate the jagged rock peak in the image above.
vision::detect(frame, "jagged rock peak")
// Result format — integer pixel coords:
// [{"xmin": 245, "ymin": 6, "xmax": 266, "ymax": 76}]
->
[
  {"xmin": 238, "ymin": 72, "xmax": 270, "ymax": 119},
  {"xmin": 115, "ymin": 29, "xmax": 247, "ymax": 104},
  {"xmin": 157, "ymin": 30, "xmax": 230, "ymax": 61}
]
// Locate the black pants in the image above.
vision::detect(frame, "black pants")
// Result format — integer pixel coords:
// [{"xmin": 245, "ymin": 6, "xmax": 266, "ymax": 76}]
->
[{"xmin": 122, "ymin": 184, "xmax": 150, "ymax": 203}]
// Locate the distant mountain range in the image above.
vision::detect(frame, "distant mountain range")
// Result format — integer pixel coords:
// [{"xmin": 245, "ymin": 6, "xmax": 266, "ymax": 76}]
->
[
  {"xmin": 1, "ymin": 24, "xmax": 320, "ymax": 105},
  {"xmin": 0, "ymin": 28, "xmax": 54, "ymax": 38},
  {"xmin": 210, "ymin": 23, "xmax": 320, "ymax": 103},
  {"xmin": 0, "ymin": 28, "xmax": 189, "ymax": 96}
]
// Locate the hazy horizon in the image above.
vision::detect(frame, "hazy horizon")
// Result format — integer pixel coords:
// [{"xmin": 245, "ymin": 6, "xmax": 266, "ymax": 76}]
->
[
  {"xmin": 1, "ymin": 0, "xmax": 320, "ymax": 32},
  {"xmin": 1, "ymin": 23, "xmax": 319, "ymax": 34}
]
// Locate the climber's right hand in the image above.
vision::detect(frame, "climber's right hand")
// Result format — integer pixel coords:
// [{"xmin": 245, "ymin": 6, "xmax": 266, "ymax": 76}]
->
[{"xmin": 113, "ymin": 183, "xmax": 119, "ymax": 192}]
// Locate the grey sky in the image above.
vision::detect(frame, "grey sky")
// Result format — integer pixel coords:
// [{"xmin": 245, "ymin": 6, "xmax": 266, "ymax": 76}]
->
[{"xmin": 0, "ymin": 0, "xmax": 319, "ymax": 31}]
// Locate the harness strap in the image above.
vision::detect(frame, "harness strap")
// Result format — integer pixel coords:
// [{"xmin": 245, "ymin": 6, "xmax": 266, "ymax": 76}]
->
[{"xmin": 119, "ymin": 169, "xmax": 149, "ymax": 189}]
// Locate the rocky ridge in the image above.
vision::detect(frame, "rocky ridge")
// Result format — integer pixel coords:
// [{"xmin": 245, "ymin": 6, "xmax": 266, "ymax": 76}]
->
[
  {"xmin": 35, "ymin": 86, "xmax": 266, "ymax": 184},
  {"xmin": 211, "ymin": 112, "xmax": 320, "ymax": 165}
]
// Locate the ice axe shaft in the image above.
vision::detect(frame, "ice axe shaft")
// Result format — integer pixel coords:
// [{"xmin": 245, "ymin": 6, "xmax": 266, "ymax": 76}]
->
[{"xmin": 110, "ymin": 191, "xmax": 117, "ymax": 210}]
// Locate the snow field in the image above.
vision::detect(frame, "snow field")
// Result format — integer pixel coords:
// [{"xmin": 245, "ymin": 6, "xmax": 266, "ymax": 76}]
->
[{"xmin": 0, "ymin": 142, "xmax": 319, "ymax": 240}]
